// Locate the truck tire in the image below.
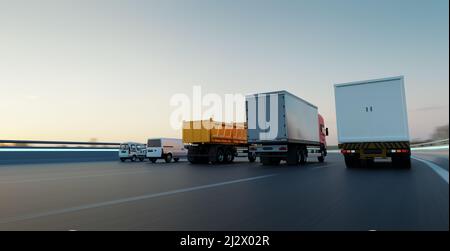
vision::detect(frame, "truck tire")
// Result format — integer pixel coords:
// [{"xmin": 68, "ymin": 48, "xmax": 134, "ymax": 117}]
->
[
  {"xmin": 149, "ymin": 158, "xmax": 157, "ymax": 163},
  {"xmin": 248, "ymin": 152, "xmax": 256, "ymax": 163},
  {"xmin": 164, "ymin": 153, "xmax": 172, "ymax": 163},
  {"xmin": 392, "ymin": 156, "xmax": 411, "ymax": 169},
  {"xmin": 139, "ymin": 157, "xmax": 144, "ymax": 162},
  {"xmin": 344, "ymin": 156, "xmax": 359, "ymax": 168},
  {"xmin": 120, "ymin": 158, "xmax": 126, "ymax": 162},
  {"xmin": 212, "ymin": 148, "xmax": 225, "ymax": 164},
  {"xmin": 299, "ymin": 149, "xmax": 307, "ymax": 165},
  {"xmin": 131, "ymin": 155, "xmax": 137, "ymax": 162},
  {"xmin": 318, "ymin": 156, "xmax": 325, "ymax": 163},
  {"xmin": 224, "ymin": 148, "xmax": 234, "ymax": 163},
  {"xmin": 286, "ymin": 146, "xmax": 299, "ymax": 165},
  {"xmin": 173, "ymin": 158, "xmax": 180, "ymax": 162}
]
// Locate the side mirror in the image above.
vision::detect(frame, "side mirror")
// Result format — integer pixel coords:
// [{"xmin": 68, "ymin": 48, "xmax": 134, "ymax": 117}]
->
[{"xmin": 325, "ymin": 128, "xmax": 329, "ymax": 136}]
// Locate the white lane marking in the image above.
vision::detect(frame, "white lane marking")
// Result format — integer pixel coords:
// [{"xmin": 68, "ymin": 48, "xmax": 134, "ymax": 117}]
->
[
  {"xmin": 0, "ymin": 170, "xmax": 158, "ymax": 184},
  {"xmin": 0, "ymin": 174, "xmax": 278, "ymax": 224},
  {"xmin": 412, "ymin": 156, "xmax": 449, "ymax": 184}
]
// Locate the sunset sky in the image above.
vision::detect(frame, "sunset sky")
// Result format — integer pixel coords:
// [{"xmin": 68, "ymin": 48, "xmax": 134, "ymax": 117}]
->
[{"xmin": 0, "ymin": 0, "xmax": 448, "ymax": 145}]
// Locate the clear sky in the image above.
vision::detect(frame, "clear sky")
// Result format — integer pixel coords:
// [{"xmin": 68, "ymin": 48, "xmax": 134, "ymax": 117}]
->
[{"xmin": 0, "ymin": 0, "xmax": 448, "ymax": 145}]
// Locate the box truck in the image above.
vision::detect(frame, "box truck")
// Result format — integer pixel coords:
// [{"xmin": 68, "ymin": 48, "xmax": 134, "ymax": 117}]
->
[
  {"xmin": 246, "ymin": 91, "xmax": 329, "ymax": 165},
  {"xmin": 334, "ymin": 76, "xmax": 411, "ymax": 168},
  {"xmin": 146, "ymin": 138, "xmax": 187, "ymax": 163},
  {"xmin": 182, "ymin": 119, "xmax": 257, "ymax": 164}
]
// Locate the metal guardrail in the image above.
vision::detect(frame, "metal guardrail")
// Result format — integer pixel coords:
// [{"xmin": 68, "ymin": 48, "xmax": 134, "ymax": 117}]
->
[
  {"xmin": 0, "ymin": 140, "xmax": 121, "ymax": 149},
  {"xmin": 411, "ymin": 139, "xmax": 449, "ymax": 147}
]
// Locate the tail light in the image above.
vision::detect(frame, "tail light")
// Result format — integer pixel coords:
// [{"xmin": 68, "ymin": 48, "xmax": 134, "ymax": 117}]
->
[
  {"xmin": 391, "ymin": 149, "xmax": 410, "ymax": 153},
  {"xmin": 278, "ymin": 146, "xmax": 287, "ymax": 151}
]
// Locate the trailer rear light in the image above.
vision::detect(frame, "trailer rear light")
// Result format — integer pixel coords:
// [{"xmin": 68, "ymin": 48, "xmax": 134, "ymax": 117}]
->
[
  {"xmin": 391, "ymin": 149, "xmax": 409, "ymax": 153},
  {"xmin": 341, "ymin": 150, "xmax": 355, "ymax": 154},
  {"xmin": 278, "ymin": 146, "xmax": 287, "ymax": 151}
]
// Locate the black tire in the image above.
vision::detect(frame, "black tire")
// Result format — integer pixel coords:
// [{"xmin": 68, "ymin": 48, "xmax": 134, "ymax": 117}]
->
[
  {"xmin": 365, "ymin": 158, "xmax": 374, "ymax": 167},
  {"xmin": 120, "ymin": 158, "xmax": 126, "ymax": 162},
  {"xmin": 139, "ymin": 157, "xmax": 144, "ymax": 162},
  {"xmin": 131, "ymin": 155, "xmax": 137, "ymax": 162},
  {"xmin": 344, "ymin": 156, "xmax": 359, "ymax": 168},
  {"xmin": 248, "ymin": 152, "xmax": 256, "ymax": 163},
  {"xmin": 318, "ymin": 156, "xmax": 325, "ymax": 163},
  {"xmin": 224, "ymin": 149, "xmax": 234, "ymax": 163},
  {"xmin": 187, "ymin": 146, "xmax": 202, "ymax": 164},
  {"xmin": 213, "ymin": 148, "xmax": 225, "ymax": 164},
  {"xmin": 164, "ymin": 153, "xmax": 173, "ymax": 163},
  {"xmin": 173, "ymin": 158, "xmax": 180, "ymax": 162},
  {"xmin": 286, "ymin": 146, "xmax": 299, "ymax": 165},
  {"xmin": 392, "ymin": 156, "xmax": 411, "ymax": 169},
  {"xmin": 299, "ymin": 149, "xmax": 307, "ymax": 165},
  {"xmin": 149, "ymin": 158, "xmax": 157, "ymax": 163}
]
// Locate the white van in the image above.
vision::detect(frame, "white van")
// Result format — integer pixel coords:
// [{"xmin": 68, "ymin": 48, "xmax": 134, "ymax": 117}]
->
[
  {"xmin": 146, "ymin": 138, "xmax": 187, "ymax": 163},
  {"xmin": 119, "ymin": 142, "xmax": 147, "ymax": 162}
]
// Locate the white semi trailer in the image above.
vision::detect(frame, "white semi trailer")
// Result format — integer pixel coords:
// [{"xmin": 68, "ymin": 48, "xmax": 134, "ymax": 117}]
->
[
  {"xmin": 334, "ymin": 76, "xmax": 411, "ymax": 168},
  {"xmin": 246, "ymin": 91, "xmax": 328, "ymax": 165}
]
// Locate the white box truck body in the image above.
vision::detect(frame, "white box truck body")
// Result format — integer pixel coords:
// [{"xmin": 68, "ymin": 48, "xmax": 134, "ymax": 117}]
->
[
  {"xmin": 246, "ymin": 91, "xmax": 328, "ymax": 165},
  {"xmin": 334, "ymin": 76, "xmax": 411, "ymax": 168}
]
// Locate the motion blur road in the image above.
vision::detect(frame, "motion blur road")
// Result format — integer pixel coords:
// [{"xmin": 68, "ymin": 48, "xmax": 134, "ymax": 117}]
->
[{"xmin": 0, "ymin": 151, "xmax": 448, "ymax": 231}]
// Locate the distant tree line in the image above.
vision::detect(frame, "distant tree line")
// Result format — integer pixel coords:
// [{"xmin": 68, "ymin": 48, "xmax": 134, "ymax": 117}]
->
[{"xmin": 431, "ymin": 124, "xmax": 449, "ymax": 140}]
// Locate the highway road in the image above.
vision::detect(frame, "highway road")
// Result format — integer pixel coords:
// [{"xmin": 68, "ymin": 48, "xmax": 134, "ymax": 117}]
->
[{"xmin": 0, "ymin": 151, "xmax": 447, "ymax": 231}]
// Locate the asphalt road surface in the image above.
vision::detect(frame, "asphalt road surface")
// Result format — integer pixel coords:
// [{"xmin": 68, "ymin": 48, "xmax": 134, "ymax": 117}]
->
[{"xmin": 0, "ymin": 151, "xmax": 447, "ymax": 231}]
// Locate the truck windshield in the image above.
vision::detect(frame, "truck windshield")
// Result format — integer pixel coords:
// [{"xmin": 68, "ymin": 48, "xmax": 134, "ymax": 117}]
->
[
  {"xmin": 147, "ymin": 139, "xmax": 161, "ymax": 147},
  {"xmin": 120, "ymin": 144, "xmax": 129, "ymax": 150}
]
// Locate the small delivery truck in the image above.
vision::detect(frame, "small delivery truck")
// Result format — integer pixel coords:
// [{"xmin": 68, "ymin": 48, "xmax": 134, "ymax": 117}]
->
[
  {"xmin": 146, "ymin": 138, "xmax": 187, "ymax": 163},
  {"xmin": 334, "ymin": 76, "xmax": 411, "ymax": 168},
  {"xmin": 119, "ymin": 142, "xmax": 147, "ymax": 162},
  {"xmin": 246, "ymin": 91, "xmax": 329, "ymax": 165}
]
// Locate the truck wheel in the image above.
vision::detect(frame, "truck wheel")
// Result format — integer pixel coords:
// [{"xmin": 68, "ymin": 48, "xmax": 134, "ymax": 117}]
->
[
  {"xmin": 213, "ymin": 148, "xmax": 225, "ymax": 164},
  {"xmin": 120, "ymin": 158, "xmax": 126, "ymax": 162},
  {"xmin": 392, "ymin": 156, "xmax": 411, "ymax": 169},
  {"xmin": 131, "ymin": 155, "xmax": 137, "ymax": 162},
  {"xmin": 139, "ymin": 157, "xmax": 144, "ymax": 162},
  {"xmin": 188, "ymin": 156, "xmax": 198, "ymax": 164},
  {"xmin": 248, "ymin": 152, "xmax": 256, "ymax": 163},
  {"xmin": 165, "ymin": 153, "xmax": 172, "ymax": 163},
  {"xmin": 318, "ymin": 156, "xmax": 325, "ymax": 163},
  {"xmin": 173, "ymin": 158, "xmax": 180, "ymax": 162},
  {"xmin": 287, "ymin": 147, "xmax": 299, "ymax": 165},
  {"xmin": 299, "ymin": 149, "xmax": 307, "ymax": 165},
  {"xmin": 149, "ymin": 158, "xmax": 157, "ymax": 163},
  {"xmin": 344, "ymin": 156, "xmax": 358, "ymax": 168},
  {"xmin": 224, "ymin": 149, "xmax": 233, "ymax": 163}
]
